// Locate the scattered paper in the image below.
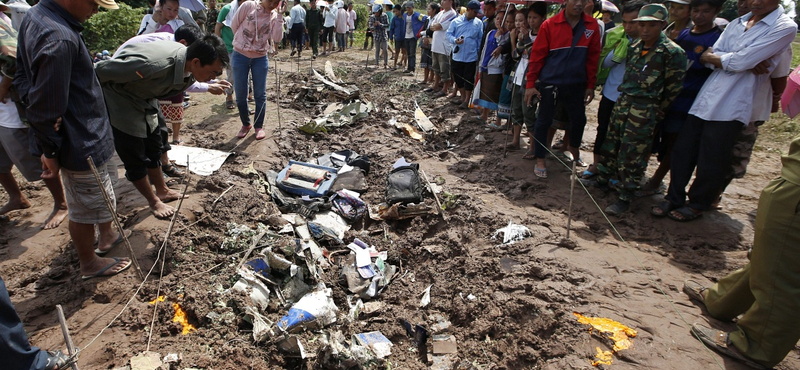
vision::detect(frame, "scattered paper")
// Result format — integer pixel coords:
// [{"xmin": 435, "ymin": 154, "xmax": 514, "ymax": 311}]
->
[{"xmin": 169, "ymin": 145, "xmax": 231, "ymax": 176}]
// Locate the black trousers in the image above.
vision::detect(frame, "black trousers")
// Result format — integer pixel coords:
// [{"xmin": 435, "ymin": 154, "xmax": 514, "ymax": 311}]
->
[
  {"xmin": 113, "ymin": 124, "xmax": 163, "ymax": 182},
  {"xmin": 594, "ymin": 95, "xmax": 615, "ymax": 154},
  {"xmin": 0, "ymin": 277, "xmax": 48, "ymax": 370},
  {"xmin": 532, "ymin": 83, "xmax": 587, "ymax": 159},
  {"xmin": 666, "ymin": 115, "xmax": 743, "ymax": 211}
]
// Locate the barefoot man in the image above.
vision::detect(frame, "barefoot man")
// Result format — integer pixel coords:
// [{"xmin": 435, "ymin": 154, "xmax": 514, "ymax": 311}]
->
[
  {"xmin": 94, "ymin": 35, "xmax": 228, "ymax": 218},
  {"xmin": 15, "ymin": 0, "xmax": 131, "ymax": 278},
  {"xmin": 0, "ymin": 13, "xmax": 68, "ymax": 229}
]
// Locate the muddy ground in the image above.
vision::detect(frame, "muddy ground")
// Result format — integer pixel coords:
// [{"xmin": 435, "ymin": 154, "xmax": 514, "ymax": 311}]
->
[{"xmin": 1, "ymin": 48, "xmax": 798, "ymax": 370}]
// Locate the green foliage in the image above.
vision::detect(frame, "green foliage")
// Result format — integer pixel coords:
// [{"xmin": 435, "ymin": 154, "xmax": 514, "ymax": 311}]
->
[
  {"xmin": 83, "ymin": 3, "xmax": 144, "ymax": 54},
  {"xmin": 718, "ymin": 0, "xmax": 738, "ymax": 21},
  {"xmin": 354, "ymin": 3, "xmax": 369, "ymax": 30}
]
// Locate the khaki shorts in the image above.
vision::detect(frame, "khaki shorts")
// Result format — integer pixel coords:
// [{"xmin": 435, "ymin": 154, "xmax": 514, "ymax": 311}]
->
[
  {"xmin": 0, "ymin": 126, "xmax": 42, "ymax": 181},
  {"xmin": 61, "ymin": 162, "xmax": 115, "ymax": 224},
  {"xmin": 431, "ymin": 52, "xmax": 451, "ymax": 82}
]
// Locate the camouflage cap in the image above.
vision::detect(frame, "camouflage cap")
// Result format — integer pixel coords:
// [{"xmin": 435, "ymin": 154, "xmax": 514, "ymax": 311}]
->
[{"xmin": 634, "ymin": 4, "xmax": 668, "ymax": 22}]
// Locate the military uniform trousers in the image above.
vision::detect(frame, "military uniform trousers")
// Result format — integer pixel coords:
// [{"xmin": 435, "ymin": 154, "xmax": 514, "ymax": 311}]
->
[
  {"xmin": 596, "ymin": 94, "xmax": 659, "ymax": 202},
  {"xmin": 704, "ymin": 177, "xmax": 800, "ymax": 368}
]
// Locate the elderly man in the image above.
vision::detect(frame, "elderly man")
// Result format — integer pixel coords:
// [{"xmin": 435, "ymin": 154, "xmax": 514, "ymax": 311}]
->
[
  {"xmin": 446, "ymin": 0, "xmax": 483, "ymax": 109},
  {"xmin": 95, "ymin": 36, "xmax": 228, "ymax": 219},
  {"xmin": 15, "ymin": 0, "xmax": 132, "ymax": 280}
]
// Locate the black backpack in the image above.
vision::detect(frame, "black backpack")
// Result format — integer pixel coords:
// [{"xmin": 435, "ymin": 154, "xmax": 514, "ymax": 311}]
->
[{"xmin": 386, "ymin": 163, "xmax": 423, "ymax": 205}]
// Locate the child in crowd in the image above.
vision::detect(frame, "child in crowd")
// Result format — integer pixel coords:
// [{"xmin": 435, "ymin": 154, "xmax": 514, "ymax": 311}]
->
[
  {"xmin": 494, "ymin": 10, "xmax": 516, "ymax": 128},
  {"xmin": 419, "ymin": 3, "xmax": 439, "ymax": 85},
  {"xmin": 475, "ymin": 10, "xmax": 509, "ymax": 124},
  {"xmin": 507, "ymin": 4, "xmax": 545, "ymax": 154},
  {"xmin": 389, "ymin": 5, "xmax": 407, "ymax": 70}
]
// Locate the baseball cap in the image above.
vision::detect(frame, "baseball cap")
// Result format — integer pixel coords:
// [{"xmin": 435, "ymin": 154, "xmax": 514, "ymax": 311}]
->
[
  {"xmin": 404, "ymin": 1, "xmax": 413, "ymax": 8},
  {"xmin": 634, "ymin": 4, "xmax": 668, "ymax": 22},
  {"xmin": 94, "ymin": 0, "xmax": 119, "ymax": 10},
  {"xmin": 466, "ymin": 0, "xmax": 480, "ymax": 10},
  {"xmin": 666, "ymin": 0, "xmax": 690, "ymax": 4}
]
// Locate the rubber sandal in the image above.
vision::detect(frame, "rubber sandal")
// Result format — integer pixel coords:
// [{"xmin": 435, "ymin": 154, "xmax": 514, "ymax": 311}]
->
[
  {"xmin": 237, "ymin": 125, "xmax": 251, "ymax": 138},
  {"xmin": 580, "ymin": 169, "xmax": 596, "ymax": 179},
  {"xmin": 94, "ymin": 230, "xmax": 130, "ymax": 256},
  {"xmin": 522, "ymin": 151, "xmax": 535, "ymax": 160},
  {"xmin": 162, "ymin": 163, "xmax": 184, "ymax": 178},
  {"xmin": 668, "ymin": 206, "xmax": 703, "ymax": 222},
  {"xmin": 574, "ymin": 158, "xmax": 588, "ymax": 168},
  {"xmin": 171, "ymin": 139, "xmax": 183, "ymax": 145},
  {"xmin": 225, "ymin": 100, "xmax": 235, "ymax": 109},
  {"xmin": 43, "ymin": 350, "xmax": 70, "ymax": 370},
  {"xmin": 81, "ymin": 257, "xmax": 132, "ymax": 281},
  {"xmin": 534, "ymin": 166, "xmax": 547, "ymax": 179},
  {"xmin": 690, "ymin": 323, "xmax": 767, "ymax": 369},
  {"xmin": 650, "ymin": 200, "xmax": 678, "ymax": 217}
]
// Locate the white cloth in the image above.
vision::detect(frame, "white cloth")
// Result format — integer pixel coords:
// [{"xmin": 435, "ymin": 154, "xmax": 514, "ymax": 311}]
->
[
  {"xmin": 431, "ymin": 8, "xmax": 457, "ymax": 55},
  {"xmin": 323, "ymin": 6, "xmax": 337, "ymax": 28},
  {"xmin": 405, "ymin": 14, "xmax": 413, "ymax": 38},
  {"xmin": 750, "ymin": 46, "xmax": 793, "ymax": 122},
  {"xmin": 0, "ymin": 77, "xmax": 24, "ymax": 129},
  {"xmin": 223, "ymin": 0, "xmax": 240, "ymax": 27},
  {"xmin": 5, "ymin": 0, "xmax": 30, "ymax": 31},
  {"xmin": 689, "ymin": 6, "xmax": 797, "ymax": 124}
]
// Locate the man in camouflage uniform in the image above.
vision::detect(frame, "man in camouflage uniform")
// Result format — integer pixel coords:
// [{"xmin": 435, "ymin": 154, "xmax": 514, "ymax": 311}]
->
[{"xmin": 593, "ymin": 4, "xmax": 687, "ymax": 215}]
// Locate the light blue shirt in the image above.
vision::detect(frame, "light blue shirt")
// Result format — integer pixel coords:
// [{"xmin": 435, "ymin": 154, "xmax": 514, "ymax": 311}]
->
[
  {"xmin": 446, "ymin": 15, "xmax": 483, "ymax": 63},
  {"xmin": 689, "ymin": 6, "xmax": 796, "ymax": 124},
  {"xmin": 601, "ymin": 37, "xmax": 631, "ymax": 102},
  {"xmin": 289, "ymin": 4, "xmax": 306, "ymax": 29}
]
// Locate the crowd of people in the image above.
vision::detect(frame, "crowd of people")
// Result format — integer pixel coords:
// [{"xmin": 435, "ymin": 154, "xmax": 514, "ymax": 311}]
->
[{"xmin": 0, "ymin": 0, "xmax": 799, "ymax": 368}]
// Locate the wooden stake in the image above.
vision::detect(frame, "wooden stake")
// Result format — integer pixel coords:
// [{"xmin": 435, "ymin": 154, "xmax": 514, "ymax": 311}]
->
[
  {"xmin": 420, "ymin": 169, "xmax": 448, "ymax": 222},
  {"xmin": 56, "ymin": 305, "xmax": 80, "ymax": 370},
  {"xmin": 274, "ymin": 58, "xmax": 282, "ymax": 130},
  {"xmin": 86, "ymin": 157, "xmax": 144, "ymax": 281},
  {"xmin": 566, "ymin": 160, "xmax": 576, "ymax": 240}
]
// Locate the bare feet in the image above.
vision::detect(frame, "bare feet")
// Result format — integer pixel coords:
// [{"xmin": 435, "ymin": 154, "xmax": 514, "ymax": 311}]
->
[
  {"xmin": 157, "ymin": 188, "xmax": 185, "ymax": 203},
  {"xmin": 0, "ymin": 198, "xmax": 31, "ymax": 215},
  {"xmin": 81, "ymin": 256, "xmax": 131, "ymax": 280},
  {"xmin": 42, "ymin": 205, "xmax": 68, "ymax": 230},
  {"xmin": 149, "ymin": 201, "xmax": 175, "ymax": 219}
]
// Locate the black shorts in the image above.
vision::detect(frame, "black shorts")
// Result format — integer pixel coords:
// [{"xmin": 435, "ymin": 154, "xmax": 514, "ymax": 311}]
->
[
  {"xmin": 451, "ymin": 60, "xmax": 477, "ymax": 91},
  {"xmin": 113, "ymin": 124, "xmax": 163, "ymax": 182},
  {"xmin": 322, "ymin": 26, "xmax": 335, "ymax": 43}
]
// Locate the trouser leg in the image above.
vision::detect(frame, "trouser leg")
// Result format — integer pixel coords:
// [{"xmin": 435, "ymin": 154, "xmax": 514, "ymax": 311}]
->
[
  {"xmin": 0, "ymin": 277, "xmax": 49, "ymax": 370},
  {"xmin": 686, "ymin": 120, "xmax": 742, "ymax": 211},
  {"xmin": 666, "ymin": 114, "xmax": 704, "ymax": 207}
]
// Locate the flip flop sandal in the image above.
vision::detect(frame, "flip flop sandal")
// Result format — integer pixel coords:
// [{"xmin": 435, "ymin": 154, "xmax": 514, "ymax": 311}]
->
[
  {"xmin": 43, "ymin": 350, "xmax": 70, "ymax": 370},
  {"xmin": 162, "ymin": 163, "xmax": 184, "ymax": 177},
  {"xmin": 225, "ymin": 100, "xmax": 235, "ymax": 109},
  {"xmin": 81, "ymin": 257, "xmax": 132, "ymax": 281},
  {"xmin": 650, "ymin": 200, "xmax": 677, "ymax": 217},
  {"xmin": 94, "ymin": 230, "xmax": 129, "ymax": 256},
  {"xmin": 690, "ymin": 323, "xmax": 767, "ymax": 369},
  {"xmin": 668, "ymin": 206, "xmax": 703, "ymax": 222},
  {"xmin": 171, "ymin": 139, "xmax": 183, "ymax": 145},
  {"xmin": 522, "ymin": 151, "xmax": 536, "ymax": 160},
  {"xmin": 534, "ymin": 166, "xmax": 547, "ymax": 179},
  {"xmin": 580, "ymin": 169, "xmax": 597, "ymax": 179}
]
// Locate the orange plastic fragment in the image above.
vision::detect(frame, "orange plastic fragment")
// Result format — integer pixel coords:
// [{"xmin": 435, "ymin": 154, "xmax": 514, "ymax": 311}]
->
[
  {"xmin": 574, "ymin": 312, "xmax": 637, "ymax": 367},
  {"xmin": 172, "ymin": 303, "xmax": 197, "ymax": 335}
]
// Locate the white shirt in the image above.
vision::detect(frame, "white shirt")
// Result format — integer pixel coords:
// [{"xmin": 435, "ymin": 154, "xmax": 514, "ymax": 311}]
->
[
  {"xmin": 601, "ymin": 38, "xmax": 631, "ymax": 102},
  {"xmin": 431, "ymin": 8, "xmax": 457, "ymax": 55},
  {"xmin": 405, "ymin": 14, "xmax": 414, "ymax": 38},
  {"xmin": 689, "ymin": 6, "xmax": 797, "ymax": 124},
  {"xmin": 750, "ymin": 46, "xmax": 793, "ymax": 122},
  {"xmin": 323, "ymin": 7, "xmax": 337, "ymax": 28},
  {"xmin": 0, "ymin": 77, "xmax": 24, "ymax": 129}
]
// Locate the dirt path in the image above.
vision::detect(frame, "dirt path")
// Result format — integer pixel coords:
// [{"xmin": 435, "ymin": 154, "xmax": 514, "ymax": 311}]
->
[{"xmin": 1, "ymin": 47, "xmax": 797, "ymax": 370}]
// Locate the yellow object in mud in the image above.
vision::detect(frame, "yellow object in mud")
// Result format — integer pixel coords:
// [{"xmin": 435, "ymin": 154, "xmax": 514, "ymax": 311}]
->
[
  {"xmin": 574, "ymin": 312, "xmax": 638, "ymax": 367},
  {"xmin": 148, "ymin": 296, "xmax": 166, "ymax": 304},
  {"xmin": 172, "ymin": 303, "xmax": 197, "ymax": 335}
]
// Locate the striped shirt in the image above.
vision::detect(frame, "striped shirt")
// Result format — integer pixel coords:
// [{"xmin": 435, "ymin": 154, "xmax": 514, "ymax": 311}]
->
[{"xmin": 14, "ymin": 0, "xmax": 114, "ymax": 171}]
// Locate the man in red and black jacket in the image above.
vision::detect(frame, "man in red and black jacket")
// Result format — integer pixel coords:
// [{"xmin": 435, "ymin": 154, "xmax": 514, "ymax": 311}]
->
[{"xmin": 524, "ymin": 0, "xmax": 601, "ymax": 178}]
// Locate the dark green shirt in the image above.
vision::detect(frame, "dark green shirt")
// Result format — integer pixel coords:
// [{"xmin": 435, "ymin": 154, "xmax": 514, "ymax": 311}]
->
[
  {"xmin": 95, "ymin": 41, "xmax": 196, "ymax": 138},
  {"xmin": 306, "ymin": 8, "xmax": 322, "ymax": 30}
]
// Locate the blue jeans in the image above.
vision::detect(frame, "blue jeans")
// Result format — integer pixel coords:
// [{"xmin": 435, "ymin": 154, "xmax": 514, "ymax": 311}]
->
[
  {"xmin": 232, "ymin": 51, "xmax": 268, "ymax": 129},
  {"xmin": 1, "ymin": 277, "xmax": 49, "ymax": 370}
]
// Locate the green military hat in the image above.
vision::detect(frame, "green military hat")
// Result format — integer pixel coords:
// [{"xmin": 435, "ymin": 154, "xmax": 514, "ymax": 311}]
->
[{"xmin": 634, "ymin": 4, "xmax": 668, "ymax": 22}]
